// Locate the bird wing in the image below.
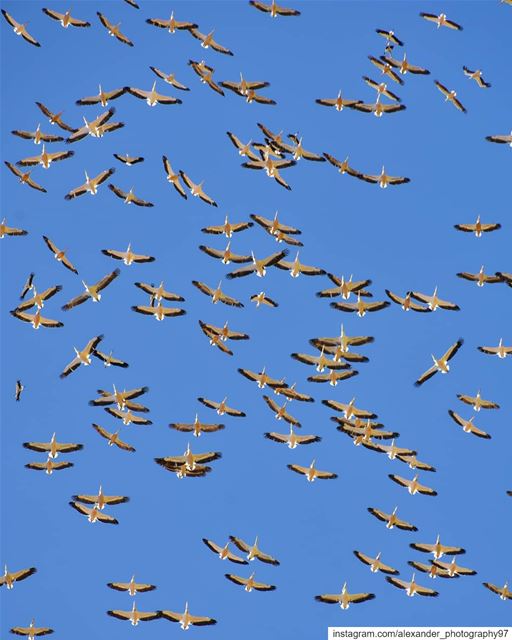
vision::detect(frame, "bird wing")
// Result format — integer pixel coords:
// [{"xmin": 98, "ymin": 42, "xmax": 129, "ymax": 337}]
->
[{"xmin": 414, "ymin": 365, "xmax": 438, "ymax": 387}]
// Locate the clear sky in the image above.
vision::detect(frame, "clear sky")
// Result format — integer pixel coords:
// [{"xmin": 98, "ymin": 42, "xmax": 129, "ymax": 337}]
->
[{"xmin": 1, "ymin": 1, "xmax": 511, "ymax": 637}]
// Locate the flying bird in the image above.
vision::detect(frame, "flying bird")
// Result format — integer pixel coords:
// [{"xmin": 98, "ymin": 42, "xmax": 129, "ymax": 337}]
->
[
  {"xmin": 126, "ymin": 81, "xmax": 182, "ymax": 106},
  {"xmin": 315, "ymin": 582, "xmax": 375, "ymax": 609},
  {"xmin": 10, "ymin": 308, "xmax": 63, "ymax": 330},
  {"xmin": 169, "ymin": 414, "xmax": 225, "ymax": 438},
  {"xmin": 454, "ymin": 215, "xmax": 501, "ymax": 237},
  {"xmin": 477, "ymin": 338, "xmax": 512, "ymax": 359},
  {"xmin": 368, "ymin": 56, "xmax": 404, "ymax": 84},
  {"xmin": 1, "ymin": 9, "xmax": 41, "ymax": 46},
  {"xmin": 161, "ymin": 155, "xmax": 187, "ymax": 198},
  {"xmin": 353, "ymin": 99, "xmax": 406, "ymax": 117},
  {"xmin": 265, "ymin": 425, "xmax": 321, "ymax": 448},
  {"xmin": 249, "ymin": 0, "xmax": 301, "ymax": 17},
  {"xmin": 432, "ymin": 558, "xmax": 477, "ymax": 577},
  {"xmin": 97, "ymin": 12, "xmax": 134, "ymax": 46},
  {"xmin": 108, "ymin": 183, "xmax": 154, "ymax": 207},
  {"xmin": 330, "ymin": 294, "xmax": 390, "ymax": 317},
  {"xmin": 92, "ymin": 424, "xmax": 135, "ymax": 452},
  {"xmin": 263, "ymin": 395, "xmax": 300, "ymax": 426},
  {"xmin": 463, "ymin": 66, "xmax": 491, "ymax": 88},
  {"xmin": 363, "ymin": 76, "xmax": 401, "ymax": 101},
  {"xmin": 0, "ymin": 566, "xmax": 36, "ymax": 589},
  {"xmin": 107, "ymin": 576, "xmax": 156, "ymax": 595},
  {"xmin": 26, "ymin": 456, "xmax": 73, "ymax": 474},
  {"xmin": 415, "ymin": 339, "xmax": 464, "ymax": 386},
  {"xmin": 160, "ymin": 603, "xmax": 216, "ymax": 629},
  {"xmin": 226, "ymin": 250, "xmax": 288, "ymax": 279},
  {"xmin": 410, "ymin": 286, "xmax": 459, "ymax": 311},
  {"xmin": 448, "ymin": 410, "xmax": 492, "ymax": 439},
  {"xmin": 376, "ymin": 29, "xmax": 404, "ymax": 46},
  {"xmin": 107, "ymin": 602, "xmax": 160, "ymax": 624},
  {"xmin": 420, "ymin": 12, "xmax": 463, "ymax": 30},
  {"xmin": 35, "ymin": 101, "xmax": 77, "ymax": 132},
  {"xmin": 189, "ymin": 28, "xmax": 233, "ymax": 55},
  {"xmin": 62, "ymin": 269, "xmax": 119, "ymax": 310},
  {"xmin": 456, "ymin": 266, "xmax": 503, "ymax": 287},
  {"xmin": 225, "ymin": 572, "xmax": 276, "ymax": 592},
  {"xmin": 434, "ymin": 80, "xmax": 466, "ymax": 113},
  {"xmin": 180, "ymin": 170, "xmax": 218, "ymax": 206},
  {"xmin": 482, "ymin": 581, "xmax": 512, "ymax": 601},
  {"xmin": 202, "ymin": 538, "xmax": 248, "ymax": 564},
  {"xmin": 380, "ymin": 53, "xmax": 430, "ymax": 75},
  {"xmin": 105, "ymin": 407, "xmax": 152, "ymax": 426},
  {"xmin": 367, "ymin": 506, "xmax": 418, "ymax": 531},
  {"xmin": 76, "ymin": 85, "xmax": 127, "ymax": 106},
  {"xmin": 101, "ymin": 244, "xmax": 155, "ymax": 266},
  {"xmin": 17, "ymin": 144, "xmax": 74, "ymax": 170},
  {"xmin": 315, "ymin": 91, "xmax": 361, "ymax": 111},
  {"xmin": 198, "ymin": 397, "xmax": 245, "ymax": 417},
  {"xmin": 188, "ymin": 59, "xmax": 225, "ymax": 96},
  {"xmin": 239, "ymin": 367, "xmax": 287, "ymax": 390},
  {"xmin": 353, "ymin": 551, "xmax": 399, "ymax": 575},
  {"xmin": 15, "ymin": 379, "xmax": 24, "ymax": 402},
  {"xmin": 192, "ymin": 280, "xmax": 243, "ymax": 307},
  {"xmin": 70, "ymin": 501, "xmax": 119, "ymax": 524},
  {"xmin": 72, "ymin": 485, "xmax": 129, "ymax": 510},
  {"xmin": 457, "ymin": 390, "xmax": 499, "ymax": 411},
  {"xmin": 9, "ymin": 619, "xmax": 53, "ymax": 638},
  {"xmin": 275, "ymin": 252, "xmax": 326, "ymax": 277},
  {"xmin": 386, "ymin": 573, "xmax": 438, "ymax": 597},
  {"xmin": 385, "ymin": 290, "xmax": 431, "ymax": 312},
  {"xmin": 42, "ymin": 236, "xmax": 78, "ymax": 274},
  {"xmin": 60, "ymin": 335, "xmax": 104, "ymax": 379},
  {"xmin": 486, "ymin": 131, "xmax": 512, "ymax": 146},
  {"xmin": 287, "ymin": 459, "xmax": 337, "ymax": 482},
  {"xmin": 4, "ymin": 161, "xmax": 47, "ymax": 192},
  {"xmin": 15, "ymin": 284, "xmax": 62, "ymax": 312},
  {"xmin": 388, "ymin": 473, "xmax": 438, "ymax": 496},
  {"xmin": 42, "ymin": 7, "xmax": 90, "ymax": 28},
  {"xmin": 149, "ymin": 66, "xmax": 189, "ymax": 90},
  {"xmin": 145, "ymin": 12, "xmax": 197, "ymax": 33},
  {"xmin": 199, "ymin": 242, "xmax": 251, "ymax": 265},
  {"xmin": 410, "ymin": 534, "xmax": 465, "ymax": 559},
  {"xmin": 250, "ymin": 292, "xmax": 279, "ymax": 307},
  {"xmin": 202, "ymin": 215, "xmax": 253, "ymax": 237},
  {"xmin": 92, "ymin": 350, "xmax": 129, "ymax": 368},
  {"xmin": 23, "ymin": 433, "xmax": 83, "ymax": 458},
  {"xmin": 11, "ymin": 124, "xmax": 64, "ymax": 144},
  {"xmin": 64, "ymin": 167, "xmax": 115, "ymax": 199},
  {"xmin": 356, "ymin": 165, "xmax": 410, "ymax": 188}
]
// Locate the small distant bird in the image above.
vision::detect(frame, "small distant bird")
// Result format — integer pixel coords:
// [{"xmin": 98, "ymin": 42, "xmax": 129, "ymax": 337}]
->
[
  {"xmin": 180, "ymin": 171, "xmax": 217, "ymax": 206},
  {"xmin": 42, "ymin": 7, "xmax": 90, "ymax": 28},
  {"xmin": 226, "ymin": 131, "xmax": 260, "ymax": 161},
  {"xmin": 308, "ymin": 369, "xmax": 358, "ymax": 386},
  {"xmin": 108, "ymin": 183, "xmax": 154, "ymax": 207},
  {"xmin": 363, "ymin": 76, "xmax": 401, "ymax": 101},
  {"xmin": 250, "ymin": 292, "xmax": 278, "ymax": 307},
  {"xmin": 225, "ymin": 572, "xmax": 276, "ymax": 592},
  {"xmin": 1, "ymin": 9, "xmax": 41, "ymax": 46},
  {"xmin": 135, "ymin": 281, "xmax": 184, "ymax": 303},
  {"xmin": 420, "ymin": 12, "xmax": 462, "ymax": 30},
  {"xmin": 274, "ymin": 382, "xmax": 314, "ymax": 403},
  {"xmin": 169, "ymin": 414, "xmax": 225, "ymax": 438},
  {"xmin": 410, "ymin": 534, "xmax": 465, "ymax": 559},
  {"xmin": 155, "ymin": 444, "xmax": 221, "ymax": 471},
  {"xmin": 62, "ymin": 269, "xmax": 119, "ymax": 310},
  {"xmin": 201, "ymin": 215, "xmax": 253, "ymax": 237},
  {"xmin": 93, "ymin": 350, "xmax": 129, "ymax": 368},
  {"xmin": 315, "ymin": 582, "xmax": 375, "ymax": 609},
  {"xmin": 482, "ymin": 581, "xmax": 512, "ymax": 601},
  {"xmin": 149, "ymin": 66, "xmax": 189, "ymax": 90},
  {"xmin": 386, "ymin": 574, "xmax": 438, "ymax": 597},
  {"xmin": 107, "ymin": 602, "xmax": 160, "ymax": 624},
  {"xmin": 457, "ymin": 390, "xmax": 499, "ymax": 412},
  {"xmin": 385, "ymin": 290, "xmax": 431, "ymax": 312},
  {"xmin": 363, "ymin": 439, "xmax": 416, "ymax": 460},
  {"xmin": 162, "ymin": 155, "xmax": 187, "ymax": 198},
  {"xmin": 188, "ymin": 59, "xmax": 225, "ymax": 96},
  {"xmin": 35, "ymin": 101, "xmax": 77, "ymax": 132},
  {"xmin": 368, "ymin": 56, "xmax": 404, "ymax": 84},
  {"xmin": 199, "ymin": 242, "xmax": 251, "ymax": 265},
  {"xmin": 15, "ymin": 380, "xmax": 24, "ymax": 401},
  {"xmin": 242, "ymin": 153, "xmax": 296, "ymax": 189},
  {"xmin": 456, "ymin": 266, "xmax": 503, "ymax": 287},
  {"xmin": 92, "ymin": 424, "xmax": 135, "ymax": 452},
  {"xmin": 105, "ymin": 407, "xmax": 152, "ymax": 426},
  {"xmin": 60, "ymin": 335, "xmax": 104, "ymax": 379},
  {"xmin": 239, "ymin": 367, "xmax": 287, "ymax": 390},
  {"xmin": 76, "ymin": 85, "xmax": 127, "ymax": 106},
  {"xmin": 132, "ymin": 302, "xmax": 186, "ymax": 322},
  {"xmin": 323, "ymin": 398, "xmax": 376, "ymax": 420},
  {"xmin": 415, "ymin": 339, "xmax": 464, "ymax": 386},
  {"xmin": 198, "ymin": 397, "xmax": 245, "ymax": 417},
  {"xmin": 202, "ymin": 539, "xmax": 248, "ymax": 564},
  {"xmin": 102, "ymin": 244, "xmax": 155, "ymax": 266},
  {"xmin": 108, "ymin": 576, "xmax": 156, "ymax": 595},
  {"xmin": 160, "ymin": 603, "xmax": 216, "ymax": 629},
  {"xmin": 376, "ymin": 29, "xmax": 404, "ymax": 46},
  {"xmin": 432, "ymin": 558, "xmax": 477, "ymax": 577},
  {"xmin": 113, "ymin": 153, "xmax": 144, "ymax": 166},
  {"xmin": 43, "ymin": 235, "xmax": 78, "ymax": 274},
  {"xmin": 4, "ymin": 161, "xmax": 47, "ymax": 192},
  {"xmin": 454, "ymin": 215, "xmax": 501, "ymax": 237},
  {"xmin": 265, "ymin": 425, "xmax": 321, "ymax": 449},
  {"xmin": 16, "ymin": 284, "xmax": 62, "ymax": 312},
  {"xmin": 226, "ymin": 250, "xmax": 288, "ymax": 279},
  {"xmin": 353, "ymin": 551, "xmax": 399, "ymax": 575},
  {"xmin": 275, "ymin": 251, "xmax": 325, "ymax": 277},
  {"xmin": 292, "ymin": 349, "xmax": 350, "ymax": 373},
  {"xmin": 64, "ymin": 167, "xmax": 115, "ymax": 199},
  {"xmin": 463, "ymin": 66, "xmax": 491, "ymax": 88},
  {"xmin": 356, "ymin": 166, "xmax": 410, "ymax": 188},
  {"xmin": 23, "ymin": 432, "xmax": 83, "ymax": 458},
  {"xmin": 330, "ymin": 294, "xmax": 390, "ymax": 317},
  {"xmin": 126, "ymin": 81, "xmax": 182, "ymax": 106},
  {"xmin": 263, "ymin": 395, "xmax": 300, "ymax": 426},
  {"xmin": 90, "ymin": 385, "xmax": 149, "ymax": 410},
  {"xmin": 17, "ymin": 144, "xmax": 74, "ymax": 170},
  {"xmin": 9, "ymin": 620, "xmax": 53, "ymax": 638},
  {"xmin": 448, "ymin": 410, "xmax": 491, "ymax": 439},
  {"xmin": 229, "ymin": 536, "xmax": 280, "ymax": 565},
  {"xmin": 190, "ymin": 28, "xmax": 233, "ymax": 55},
  {"xmin": 315, "ymin": 90, "xmax": 361, "ymax": 112},
  {"xmin": 70, "ymin": 501, "xmax": 119, "ymax": 524},
  {"xmin": 477, "ymin": 338, "xmax": 512, "ymax": 359},
  {"xmin": 381, "ymin": 53, "xmax": 430, "ymax": 75},
  {"xmin": 26, "ymin": 456, "xmax": 73, "ymax": 474},
  {"xmin": 73, "ymin": 485, "xmax": 129, "ymax": 510},
  {"xmin": 11, "ymin": 124, "xmax": 64, "ymax": 144},
  {"xmin": 434, "ymin": 80, "xmax": 466, "ymax": 113},
  {"xmin": 407, "ymin": 560, "xmax": 453, "ymax": 579},
  {"xmin": 287, "ymin": 459, "xmax": 337, "ymax": 482},
  {"xmin": 249, "ymin": 0, "xmax": 300, "ymax": 17},
  {"xmin": 222, "ymin": 74, "xmax": 270, "ymax": 96},
  {"xmin": 323, "ymin": 153, "xmax": 362, "ymax": 179},
  {"xmin": 410, "ymin": 286, "xmax": 459, "ymax": 311},
  {"xmin": 192, "ymin": 280, "xmax": 243, "ymax": 307},
  {"xmin": 486, "ymin": 131, "xmax": 512, "ymax": 146},
  {"xmin": 97, "ymin": 12, "xmax": 133, "ymax": 46},
  {"xmin": 0, "ymin": 566, "xmax": 36, "ymax": 589},
  {"xmin": 20, "ymin": 273, "xmax": 35, "ymax": 300},
  {"xmin": 10, "ymin": 308, "xmax": 63, "ymax": 329},
  {"xmin": 367, "ymin": 506, "xmax": 418, "ymax": 531},
  {"xmin": 145, "ymin": 12, "xmax": 197, "ymax": 33},
  {"xmin": 353, "ymin": 100, "xmax": 406, "ymax": 117},
  {"xmin": 388, "ymin": 473, "xmax": 437, "ymax": 496}
]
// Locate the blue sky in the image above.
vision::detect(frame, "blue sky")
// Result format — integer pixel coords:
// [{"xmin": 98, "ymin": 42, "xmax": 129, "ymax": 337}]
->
[{"xmin": 1, "ymin": 0, "xmax": 511, "ymax": 636}]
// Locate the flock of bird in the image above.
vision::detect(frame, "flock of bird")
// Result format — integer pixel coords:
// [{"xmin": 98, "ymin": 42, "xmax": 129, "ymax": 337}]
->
[{"xmin": 2, "ymin": 1, "xmax": 512, "ymax": 636}]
